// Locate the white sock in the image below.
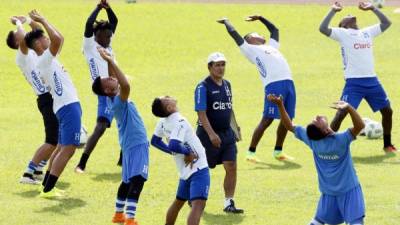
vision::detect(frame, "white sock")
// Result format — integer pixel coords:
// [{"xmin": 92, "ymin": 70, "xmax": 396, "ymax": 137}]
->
[
  {"xmin": 309, "ymin": 218, "xmax": 323, "ymax": 225},
  {"xmin": 224, "ymin": 198, "xmax": 233, "ymax": 208}
]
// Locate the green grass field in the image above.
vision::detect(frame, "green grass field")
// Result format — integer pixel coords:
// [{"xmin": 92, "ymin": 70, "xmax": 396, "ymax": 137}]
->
[{"xmin": 0, "ymin": 0, "xmax": 399, "ymax": 224}]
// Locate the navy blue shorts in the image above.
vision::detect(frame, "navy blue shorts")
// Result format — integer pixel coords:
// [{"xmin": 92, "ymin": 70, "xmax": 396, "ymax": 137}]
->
[
  {"xmin": 263, "ymin": 79, "xmax": 296, "ymax": 119},
  {"xmin": 196, "ymin": 126, "xmax": 237, "ymax": 169},
  {"xmin": 56, "ymin": 102, "xmax": 82, "ymax": 146},
  {"xmin": 122, "ymin": 142, "xmax": 149, "ymax": 183},
  {"xmin": 97, "ymin": 95, "xmax": 114, "ymax": 127},
  {"xmin": 341, "ymin": 77, "xmax": 390, "ymax": 112},
  {"xmin": 176, "ymin": 168, "xmax": 210, "ymax": 201},
  {"xmin": 315, "ymin": 185, "xmax": 365, "ymax": 225}
]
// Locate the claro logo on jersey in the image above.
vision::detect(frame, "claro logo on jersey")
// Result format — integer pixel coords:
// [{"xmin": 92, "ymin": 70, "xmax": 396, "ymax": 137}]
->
[
  {"xmin": 53, "ymin": 72, "xmax": 63, "ymax": 96},
  {"xmin": 353, "ymin": 43, "xmax": 371, "ymax": 49},
  {"xmin": 31, "ymin": 70, "xmax": 46, "ymax": 93},
  {"xmin": 89, "ymin": 58, "xmax": 99, "ymax": 80},
  {"xmin": 256, "ymin": 57, "xmax": 267, "ymax": 78},
  {"xmin": 212, "ymin": 100, "xmax": 232, "ymax": 110}
]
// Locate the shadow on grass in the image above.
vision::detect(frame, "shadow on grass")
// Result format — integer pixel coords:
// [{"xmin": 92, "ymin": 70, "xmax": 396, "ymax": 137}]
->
[
  {"xmin": 353, "ymin": 153, "xmax": 396, "ymax": 164},
  {"xmin": 91, "ymin": 172, "xmax": 121, "ymax": 182},
  {"xmin": 14, "ymin": 190, "xmax": 39, "ymax": 198},
  {"xmin": 251, "ymin": 160, "xmax": 302, "ymax": 170},
  {"xmin": 35, "ymin": 197, "xmax": 86, "ymax": 215},
  {"xmin": 203, "ymin": 211, "xmax": 245, "ymax": 225},
  {"xmin": 57, "ymin": 181, "xmax": 70, "ymax": 189}
]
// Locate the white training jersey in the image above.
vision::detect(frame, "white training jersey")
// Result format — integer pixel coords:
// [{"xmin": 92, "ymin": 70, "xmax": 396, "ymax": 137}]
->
[
  {"xmin": 16, "ymin": 49, "xmax": 49, "ymax": 96},
  {"xmin": 154, "ymin": 112, "xmax": 208, "ymax": 180},
  {"xmin": 82, "ymin": 36, "xmax": 115, "ymax": 81},
  {"xmin": 239, "ymin": 39, "xmax": 293, "ymax": 87},
  {"xmin": 37, "ymin": 49, "xmax": 79, "ymax": 113},
  {"xmin": 329, "ymin": 24, "xmax": 382, "ymax": 79}
]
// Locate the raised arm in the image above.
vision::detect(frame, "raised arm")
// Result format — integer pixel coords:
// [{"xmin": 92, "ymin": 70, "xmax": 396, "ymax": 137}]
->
[
  {"xmin": 217, "ymin": 18, "xmax": 244, "ymax": 46},
  {"xmin": 98, "ymin": 47, "xmax": 130, "ymax": 101},
  {"xmin": 103, "ymin": 0, "xmax": 118, "ymax": 33},
  {"xmin": 319, "ymin": 2, "xmax": 342, "ymax": 36},
  {"xmin": 268, "ymin": 94, "xmax": 295, "ymax": 132},
  {"xmin": 10, "ymin": 17, "xmax": 28, "ymax": 54},
  {"xmin": 84, "ymin": 4, "xmax": 102, "ymax": 38},
  {"xmin": 331, "ymin": 101, "xmax": 365, "ymax": 138},
  {"xmin": 28, "ymin": 10, "xmax": 63, "ymax": 56},
  {"xmin": 246, "ymin": 15, "xmax": 279, "ymax": 42},
  {"xmin": 359, "ymin": 1, "xmax": 391, "ymax": 32}
]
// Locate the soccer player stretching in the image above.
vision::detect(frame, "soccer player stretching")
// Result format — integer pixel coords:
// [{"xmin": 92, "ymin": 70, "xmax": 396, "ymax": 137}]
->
[
  {"xmin": 218, "ymin": 15, "xmax": 296, "ymax": 162},
  {"xmin": 24, "ymin": 10, "xmax": 82, "ymax": 197},
  {"xmin": 6, "ymin": 15, "xmax": 58, "ymax": 184},
  {"xmin": 268, "ymin": 94, "xmax": 366, "ymax": 225},
  {"xmin": 319, "ymin": 1, "xmax": 395, "ymax": 153},
  {"xmin": 151, "ymin": 96, "xmax": 210, "ymax": 225},
  {"xmin": 92, "ymin": 47, "xmax": 149, "ymax": 225},
  {"xmin": 76, "ymin": 0, "xmax": 119, "ymax": 173}
]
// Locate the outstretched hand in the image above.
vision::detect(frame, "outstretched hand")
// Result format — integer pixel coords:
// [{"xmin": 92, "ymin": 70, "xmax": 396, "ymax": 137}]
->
[
  {"xmin": 97, "ymin": 47, "xmax": 113, "ymax": 62},
  {"xmin": 99, "ymin": 0, "xmax": 110, "ymax": 9},
  {"xmin": 330, "ymin": 100, "xmax": 350, "ymax": 110},
  {"xmin": 359, "ymin": 1, "xmax": 374, "ymax": 11},
  {"xmin": 217, "ymin": 17, "xmax": 228, "ymax": 24},
  {"xmin": 29, "ymin": 10, "xmax": 45, "ymax": 23},
  {"xmin": 245, "ymin": 15, "xmax": 261, "ymax": 22},
  {"xmin": 267, "ymin": 94, "xmax": 283, "ymax": 105},
  {"xmin": 332, "ymin": 2, "xmax": 343, "ymax": 12}
]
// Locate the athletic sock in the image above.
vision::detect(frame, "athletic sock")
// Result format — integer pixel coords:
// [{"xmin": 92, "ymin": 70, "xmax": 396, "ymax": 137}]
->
[
  {"xmin": 36, "ymin": 160, "xmax": 48, "ymax": 172},
  {"xmin": 274, "ymin": 146, "xmax": 283, "ymax": 152},
  {"xmin": 43, "ymin": 174, "xmax": 58, "ymax": 193},
  {"xmin": 224, "ymin": 198, "xmax": 233, "ymax": 208},
  {"xmin": 116, "ymin": 182, "xmax": 129, "ymax": 212},
  {"xmin": 77, "ymin": 153, "xmax": 90, "ymax": 170},
  {"xmin": 384, "ymin": 135, "xmax": 392, "ymax": 147},
  {"xmin": 42, "ymin": 171, "xmax": 50, "ymax": 186},
  {"xmin": 115, "ymin": 197, "xmax": 126, "ymax": 213},
  {"xmin": 25, "ymin": 161, "xmax": 38, "ymax": 175},
  {"xmin": 125, "ymin": 198, "xmax": 138, "ymax": 219},
  {"xmin": 248, "ymin": 147, "xmax": 256, "ymax": 153}
]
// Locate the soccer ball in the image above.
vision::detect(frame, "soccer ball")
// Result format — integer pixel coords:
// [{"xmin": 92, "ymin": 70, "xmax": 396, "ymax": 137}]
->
[
  {"xmin": 364, "ymin": 121, "xmax": 383, "ymax": 139},
  {"xmin": 78, "ymin": 126, "xmax": 88, "ymax": 148},
  {"xmin": 371, "ymin": 0, "xmax": 385, "ymax": 8}
]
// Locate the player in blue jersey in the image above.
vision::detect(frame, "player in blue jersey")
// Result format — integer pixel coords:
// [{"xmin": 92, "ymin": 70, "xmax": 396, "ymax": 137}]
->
[
  {"xmin": 92, "ymin": 47, "xmax": 148, "ymax": 225},
  {"xmin": 195, "ymin": 52, "xmax": 243, "ymax": 214},
  {"xmin": 268, "ymin": 94, "xmax": 366, "ymax": 225},
  {"xmin": 76, "ymin": 0, "xmax": 120, "ymax": 173}
]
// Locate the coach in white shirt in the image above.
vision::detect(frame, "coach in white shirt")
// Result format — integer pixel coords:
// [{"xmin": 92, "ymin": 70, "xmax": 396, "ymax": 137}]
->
[{"xmin": 319, "ymin": 1, "xmax": 395, "ymax": 153}]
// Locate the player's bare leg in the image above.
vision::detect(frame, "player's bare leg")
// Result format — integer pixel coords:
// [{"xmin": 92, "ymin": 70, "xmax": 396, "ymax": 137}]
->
[
  {"xmin": 51, "ymin": 145, "xmax": 77, "ymax": 176},
  {"xmin": 222, "ymin": 161, "xmax": 243, "ymax": 213},
  {"xmin": 330, "ymin": 109, "xmax": 348, "ymax": 132},
  {"xmin": 247, "ymin": 117, "xmax": 273, "ymax": 162},
  {"xmin": 166, "ymin": 199, "xmax": 185, "ymax": 225},
  {"xmin": 380, "ymin": 105, "xmax": 396, "ymax": 152},
  {"xmin": 187, "ymin": 200, "xmax": 206, "ymax": 225}
]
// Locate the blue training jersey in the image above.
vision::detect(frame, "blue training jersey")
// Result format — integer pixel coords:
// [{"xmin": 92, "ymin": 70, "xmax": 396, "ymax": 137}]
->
[
  {"xmin": 294, "ymin": 126, "xmax": 359, "ymax": 195},
  {"xmin": 110, "ymin": 96, "xmax": 148, "ymax": 151},
  {"xmin": 194, "ymin": 76, "xmax": 232, "ymax": 131}
]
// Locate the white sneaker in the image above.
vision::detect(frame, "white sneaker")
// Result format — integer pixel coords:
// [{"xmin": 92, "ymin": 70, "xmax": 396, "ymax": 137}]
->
[
  {"xmin": 19, "ymin": 176, "xmax": 40, "ymax": 185},
  {"xmin": 33, "ymin": 171, "xmax": 44, "ymax": 181}
]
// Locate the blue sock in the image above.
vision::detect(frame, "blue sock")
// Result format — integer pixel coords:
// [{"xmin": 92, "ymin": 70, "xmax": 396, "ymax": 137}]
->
[
  {"xmin": 37, "ymin": 160, "xmax": 48, "ymax": 172},
  {"xmin": 25, "ymin": 161, "xmax": 37, "ymax": 175},
  {"xmin": 115, "ymin": 197, "xmax": 126, "ymax": 213},
  {"xmin": 125, "ymin": 198, "xmax": 137, "ymax": 219}
]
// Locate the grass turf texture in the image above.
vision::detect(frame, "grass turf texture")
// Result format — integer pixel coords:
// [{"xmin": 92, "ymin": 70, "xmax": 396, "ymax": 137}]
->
[{"xmin": 0, "ymin": 1, "xmax": 399, "ymax": 224}]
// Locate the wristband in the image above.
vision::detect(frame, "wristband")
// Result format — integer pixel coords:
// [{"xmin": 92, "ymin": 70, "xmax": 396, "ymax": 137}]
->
[
  {"xmin": 26, "ymin": 17, "xmax": 32, "ymax": 25},
  {"xmin": 15, "ymin": 20, "xmax": 22, "ymax": 27}
]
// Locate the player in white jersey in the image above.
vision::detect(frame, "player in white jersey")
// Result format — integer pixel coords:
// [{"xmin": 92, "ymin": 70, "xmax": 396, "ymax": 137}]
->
[
  {"xmin": 76, "ymin": 0, "xmax": 119, "ymax": 173},
  {"xmin": 218, "ymin": 15, "xmax": 296, "ymax": 162},
  {"xmin": 24, "ymin": 10, "xmax": 82, "ymax": 198},
  {"xmin": 151, "ymin": 96, "xmax": 210, "ymax": 225},
  {"xmin": 6, "ymin": 16, "xmax": 58, "ymax": 185},
  {"xmin": 319, "ymin": 1, "xmax": 395, "ymax": 153}
]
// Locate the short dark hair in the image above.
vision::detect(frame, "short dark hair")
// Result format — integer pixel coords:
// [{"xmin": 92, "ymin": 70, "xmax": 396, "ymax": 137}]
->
[
  {"xmin": 152, "ymin": 97, "xmax": 170, "ymax": 118},
  {"xmin": 6, "ymin": 31, "xmax": 18, "ymax": 49},
  {"xmin": 243, "ymin": 32, "xmax": 252, "ymax": 40},
  {"xmin": 93, "ymin": 20, "xmax": 113, "ymax": 34},
  {"xmin": 306, "ymin": 124, "xmax": 327, "ymax": 141},
  {"xmin": 92, "ymin": 77, "xmax": 107, "ymax": 96},
  {"xmin": 24, "ymin": 29, "xmax": 45, "ymax": 49}
]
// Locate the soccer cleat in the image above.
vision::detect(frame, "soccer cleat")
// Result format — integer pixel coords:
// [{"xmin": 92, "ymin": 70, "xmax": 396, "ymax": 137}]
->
[
  {"xmin": 124, "ymin": 218, "xmax": 139, "ymax": 225},
  {"xmin": 74, "ymin": 166, "xmax": 85, "ymax": 174},
  {"xmin": 273, "ymin": 151, "xmax": 294, "ymax": 161},
  {"xmin": 223, "ymin": 199, "xmax": 244, "ymax": 214},
  {"xmin": 112, "ymin": 212, "xmax": 126, "ymax": 223},
  {"xmin": 245, "ymin": 151, "xmax": 261, "ymax": 163},
  {"xmin": 20, "ymin": 174, "xmax": 40, "ymax": 185},
  {"xmin": 39, "ymin": 188, "xmax": 64, "ymax": 199},
  {"xmin": 33, "ymin": 171, "xmax": 44, "ymax": 181},
  {"xmin": 383, "ymin": 145, "xmax": 397, "ymax": 153}
]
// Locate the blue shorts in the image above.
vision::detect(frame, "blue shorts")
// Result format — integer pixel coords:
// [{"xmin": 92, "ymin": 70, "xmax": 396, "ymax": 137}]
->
[
  {"xmin": 122, "ymin": 142, "xmax": 149, "ymax": 183},
  {"xmin": 263, "ymin": 80, "xmax": 296, "ymax": 119},
  {"xmin": 341, "ymin": 77, "xmax": 390, "ymax": 112},
  {"xmin": 196, "ymin": 127, "xmax": 237, "ymax": 169},
  {"xmin": 177, "ymin": 168, "xmax": 210, "ymax": 201},
  {"xmin": 56, "ymin": 102, "xmax": 82, "ymax": 146},
  {"xmin": 315, "ymin": 185, "xmax": 365, "ymax": 225},
  {"xmin": 97, "ymin": 95, "xmax": 114, "ymax": 127}
]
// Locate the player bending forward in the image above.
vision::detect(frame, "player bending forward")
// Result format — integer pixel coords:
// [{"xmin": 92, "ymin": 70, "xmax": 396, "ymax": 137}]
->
[
  {"xmin": 151, "ymin": 96, "xmax": 210, "ymax": 225},
  {"xmin": 268, "ymin": 94, "xmax": 366, "ymax": 225}
]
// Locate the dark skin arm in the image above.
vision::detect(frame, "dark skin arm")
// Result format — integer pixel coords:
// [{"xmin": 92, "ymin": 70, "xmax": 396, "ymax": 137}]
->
[
  {"xmin": 267, "ymin": 95, "xmax": 295, "ymax": 132},
  {"xmin": 319, "ymin": 2, "xmax": 342, "ymax": 36},
  {"xmin": 103, "ymin": 0, "xmax": 118, "ymax": 33},
  {"xmin": 84, "ymin": 3, "xmax": 102, "ymax": 38},
  {"xmin": 359, "ymin": 1, "xmax": 391, "ymax": 32},
  {"xmin": 10, "ymin": 17, "xmax": 28, "ymax": 54},
  {"xmin": 246, "ymin": 15, "xmax": 279, "ymax": 42},
  {"xmin": 217, "ymin": 18, "xmax": 244, "ymax": 46},
  {"xmin": 330, "ymin": 101, "xmax": 365, "ymax": 137}
]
